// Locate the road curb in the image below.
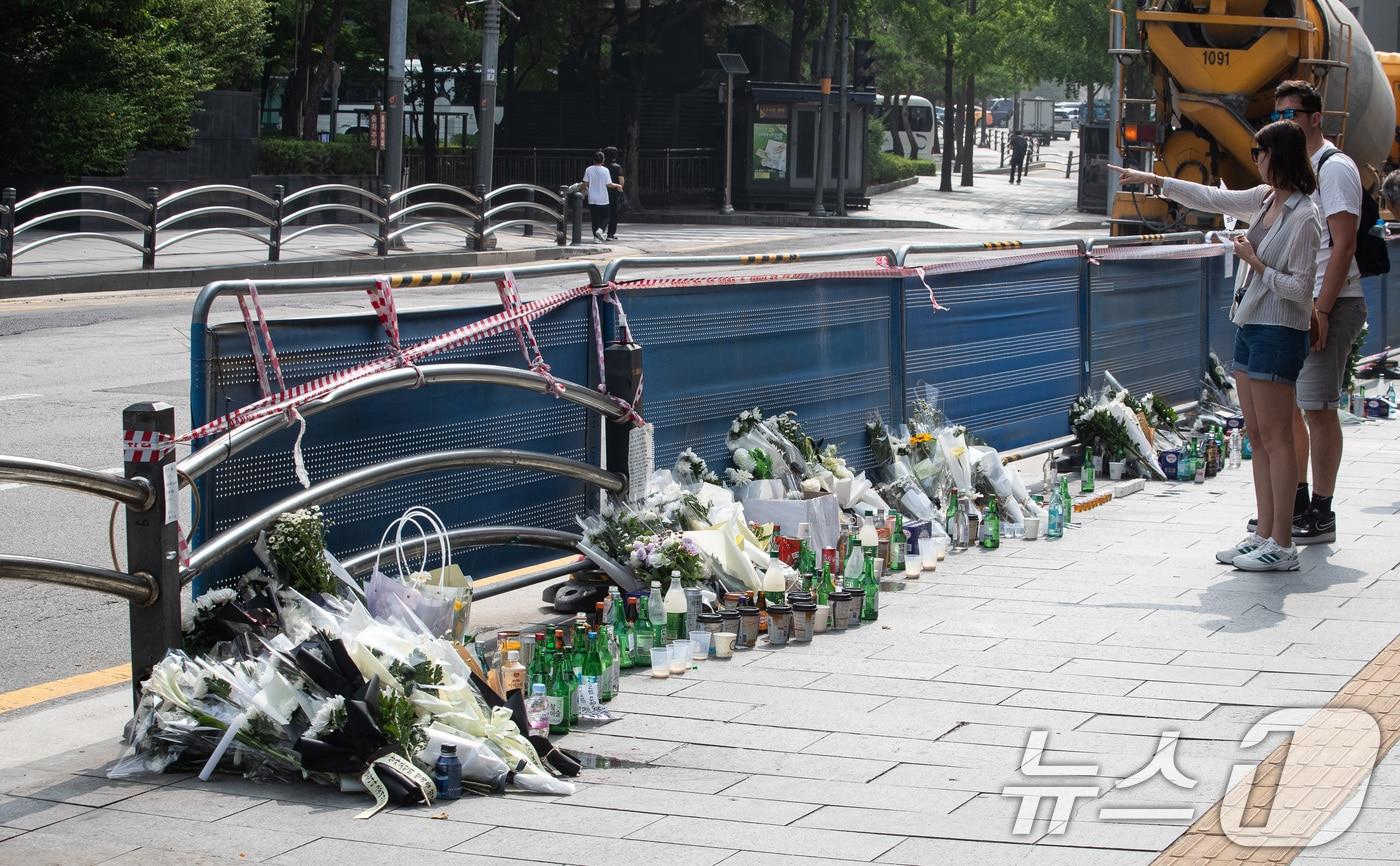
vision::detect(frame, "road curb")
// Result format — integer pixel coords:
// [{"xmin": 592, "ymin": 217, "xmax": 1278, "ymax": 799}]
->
[
  {"xmin": 0, "ymin": 245, "xmax": 602, "ymax": 299},
  {"xmin": 623, "ymin": 209, "xmax": 950, "ymax": 231}
]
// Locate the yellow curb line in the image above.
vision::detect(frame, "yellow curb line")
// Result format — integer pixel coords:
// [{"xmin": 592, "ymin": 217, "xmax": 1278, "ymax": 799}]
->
[{"xmin": 0, "ymin": 664, "xmax": 130, "ymax": 714}]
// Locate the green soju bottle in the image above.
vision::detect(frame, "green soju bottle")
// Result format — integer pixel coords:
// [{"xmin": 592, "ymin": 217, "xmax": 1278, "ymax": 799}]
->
[
  {"xmin": 1081, "ymin": 454, "xmax": 1096, "ymax": 494},
  {"xmin": 634, "ymin": 597, "xmax": 654, "ymax": 665},
  {"xmin": 818, "ymin": 562, "xmax": 834, "ymax": 605},
  {"xmin": 597, "ymin": 628, "xmax": 615, "ymax": 703},
  {"xmin": 528, "ymin": 631, "xmax": 548, "ymax": 689},
  {"xmin": 582, "ymin": 631, "xmax": 604, "ymax": 708},
  {"xmin": 619, "ymin": 599, "xmax": 637, "ymax": 669},
  {"xmin": 547, "ymin": 650, "xmax": 571, "ymax": 735},
  {"xmin": 983, "ymin": 498, "xmax": 1001, "ymax": 550},
  {"xmin": 861, "ymin": 556, "xmax": 879, "ymax": 621},
  {"xmin": 1058, "ymin": 476, "xmax": 1073, "ymax": 525}
]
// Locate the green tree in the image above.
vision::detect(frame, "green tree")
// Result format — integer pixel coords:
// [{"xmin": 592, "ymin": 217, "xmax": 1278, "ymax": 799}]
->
[{"xmin": 1, "ymin": 0, "xmax": 271, "ymax": 176}]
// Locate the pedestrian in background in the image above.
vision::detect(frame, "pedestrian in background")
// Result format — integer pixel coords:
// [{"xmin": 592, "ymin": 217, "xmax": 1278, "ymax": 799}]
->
[
  {"xmin": 582, "ymin": 151, "xmax": 618, "ymax": 243},
  {"xmin": 1110, "ymin": 119, "xmax": 1321, "ymax": 572},
  {"xmin": 604, "ymin": 146, "xmax": 626, "ymax": 241},
  {"xmin": 1009, "ymin": 132, "xmax": 1028, "ymax": 185},
  {"xmin": 1383, "ymin": 169, "xmax": 1400, "ymax": 216}
]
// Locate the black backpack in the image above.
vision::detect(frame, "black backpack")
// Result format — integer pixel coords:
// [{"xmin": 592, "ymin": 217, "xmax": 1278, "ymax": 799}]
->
[{"xmin": 1317, "ymin": 148, "xmax": 1390, "ymax": 277}]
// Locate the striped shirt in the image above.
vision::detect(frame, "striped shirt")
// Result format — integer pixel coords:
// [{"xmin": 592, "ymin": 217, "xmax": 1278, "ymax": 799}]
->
[{"xmin": 1161, "ymin": 178, "xmax": 1321, "ymax": 331}]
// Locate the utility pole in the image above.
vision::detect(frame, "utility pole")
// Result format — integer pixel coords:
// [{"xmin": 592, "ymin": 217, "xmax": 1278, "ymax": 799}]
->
[
  {"xmin": 476, "ymin": 0, "xmax": 501, "ymax": 196},
  {"xmin": 1108, "ymin": 0, "xmax": 1123, "ymax": 216},
  {"xmin": 385, "ymin": 0, "xmax": 407, "ymax": 196},
  {"xmin": 836, "ymin": 13, "xmax": 849, "ymax": 216},
  {"xmin": 809, "ymin": 0, "xmax": 838, "ymax": 217}
]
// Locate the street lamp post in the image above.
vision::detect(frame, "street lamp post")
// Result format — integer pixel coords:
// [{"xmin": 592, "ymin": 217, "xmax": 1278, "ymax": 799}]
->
[{"xmin": 716, "ymin": 53, "xmax": 750, "ymax": 215}]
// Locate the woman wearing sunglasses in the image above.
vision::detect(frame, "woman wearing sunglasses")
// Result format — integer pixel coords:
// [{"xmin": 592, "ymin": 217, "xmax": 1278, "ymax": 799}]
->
[{"xmin": 1109, "ymin": 120, "xmax": 1321, "ymax": 572}]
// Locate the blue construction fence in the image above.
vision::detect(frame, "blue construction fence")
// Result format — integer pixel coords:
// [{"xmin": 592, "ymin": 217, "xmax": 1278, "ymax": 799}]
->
[{"xmin": 189, "ymin": 237, "xmax": 1398, "ymax": 586}]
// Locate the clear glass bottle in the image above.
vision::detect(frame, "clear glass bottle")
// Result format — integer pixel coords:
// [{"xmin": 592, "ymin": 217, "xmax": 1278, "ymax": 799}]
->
[
  {"xmin": 1047, "ymin": 492, "xmax": 1065, "ymax": 539},
  {"xmin": 525, "ymin": 683, "xmax": 550, "ymax": 736},
  {"xmin": 945, "ymin": 487, "xmax": 961, "ymax": 547}
]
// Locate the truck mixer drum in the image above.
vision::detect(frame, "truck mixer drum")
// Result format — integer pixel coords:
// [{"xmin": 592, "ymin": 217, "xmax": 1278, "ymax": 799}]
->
[{"xmin": 1109, "ymin": 0, "xmax": 1393, "ymax": 234}]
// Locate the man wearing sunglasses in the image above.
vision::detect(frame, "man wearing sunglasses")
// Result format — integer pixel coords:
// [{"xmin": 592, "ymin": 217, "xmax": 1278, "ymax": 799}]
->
[{"xmin": 1267, "ymin": 80, "xmax": 1366, "ymax": 546}]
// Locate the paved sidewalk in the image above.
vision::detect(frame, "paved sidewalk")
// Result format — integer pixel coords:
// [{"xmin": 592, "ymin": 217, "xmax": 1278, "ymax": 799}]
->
[{"xmin": 2, "ymin": 411, "xmax": 1399, "ymax": 864}]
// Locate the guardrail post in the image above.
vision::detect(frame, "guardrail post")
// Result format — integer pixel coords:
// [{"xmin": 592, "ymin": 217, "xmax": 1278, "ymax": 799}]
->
[
  {"xmin": 1, "ymin": 187, "xmax": 15, "ymax": 278},
  {"xmin": 604, "ymin": 328, "xmax": 643, "ymax": 481},
  {"xmin": 377, "ymin": 183, "xmax": 390, "ymax": 257},
  {"xmin": 122, "ymin": 401, "xmax": 181, "ymax": 709},
  {"xmin": 556, "ymin": 185, "xmax": 567, "ymax": 246},
  {"xmin": 268, "ymin": 184, "xmax": 284, "ymax": 263},
  {"xmin": 1078, "ymin": 242, "xmax": 1094, "ymax": 396},
  {"xmin": 523, "ymin": 187, "xmax": 534, "ymax": 238},
  {"xmin": 1065, "ymin": 152, "xmax": 1074, "ymax": 179},
  {"xmin": 474, "ymin": 182, "xmax": 488, "ymax": 252},
  {"xmin": 143, "ymin": 186, "xmax": 159, "ymax": 270},
  {"xmin": 570, "ymin": 191, "xmax": 583, "ymax": 246},
  {"xmin": 999, "ymin": 140, "xmax": 1006, "ymax": 168}
]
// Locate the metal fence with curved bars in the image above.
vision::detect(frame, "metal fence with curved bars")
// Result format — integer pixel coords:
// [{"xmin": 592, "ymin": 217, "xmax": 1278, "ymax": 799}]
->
[{"xmin": 0, "ymin": 180, "xmax": 572, "ymax": 277}]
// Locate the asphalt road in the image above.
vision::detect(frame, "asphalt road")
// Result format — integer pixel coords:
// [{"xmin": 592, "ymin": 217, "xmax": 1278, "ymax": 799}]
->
[{"xmin": 0, "ymin": 222, "xmax": 1085, "ymax": 692}]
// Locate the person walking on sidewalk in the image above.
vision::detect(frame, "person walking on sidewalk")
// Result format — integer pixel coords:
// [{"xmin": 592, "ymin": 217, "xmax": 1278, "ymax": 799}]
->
[
  {"xmin": 604, "ymin": 146, "xmax": 626, "ymax": 241},
  {"xmin": 1009, "ymin": 132, "xmax": 1029, "ymax": 184},
  {"xmin": 581, "ymin": 151, "xmax": 619, "ymax": 243},
  {"xmin": 1110, "ymin": 120, "xmax": 1321, "ymax": 572},
  {"xmin": 1271, "ymin": 81, "xmax": 1369, "ymax": 546}
]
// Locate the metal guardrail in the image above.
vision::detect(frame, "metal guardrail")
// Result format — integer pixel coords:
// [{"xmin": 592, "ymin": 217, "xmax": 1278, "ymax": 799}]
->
[{"xmin": 0, "ymin": 180, "xmax": 571, "ymax": 277}]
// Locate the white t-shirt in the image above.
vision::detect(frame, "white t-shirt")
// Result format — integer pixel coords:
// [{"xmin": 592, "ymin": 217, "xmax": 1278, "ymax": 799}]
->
[
  {"xmin": 584, "ymin": 165, "xmax": 612, "ymax": 205},
  {"xmin": 1310, "ymin": 141, "xmax": 1364, "ymax": 299}
]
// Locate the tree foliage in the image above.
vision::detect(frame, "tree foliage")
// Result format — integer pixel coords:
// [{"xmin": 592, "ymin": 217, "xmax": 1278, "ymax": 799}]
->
[{"xmin": 1, "ymin": 0, "xmax": 271, "ymax": 176}]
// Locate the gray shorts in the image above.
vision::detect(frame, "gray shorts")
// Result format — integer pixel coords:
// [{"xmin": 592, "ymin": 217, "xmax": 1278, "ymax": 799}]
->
[{"xmin": 1296, "ymin": 296, "xmax": 1368, "ymax": 410}]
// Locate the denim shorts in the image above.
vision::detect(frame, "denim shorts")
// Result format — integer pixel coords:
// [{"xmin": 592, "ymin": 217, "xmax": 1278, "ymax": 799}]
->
[{"xmin": 1233, "ymin": 324, "xmax": 1310, "ymax": 384}]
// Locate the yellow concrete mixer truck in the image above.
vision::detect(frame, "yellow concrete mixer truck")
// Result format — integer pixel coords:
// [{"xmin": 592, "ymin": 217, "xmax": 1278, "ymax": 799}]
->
[{"xmin": 1107, "ymin": 0, "xmax": 1399, "ymax": 234}]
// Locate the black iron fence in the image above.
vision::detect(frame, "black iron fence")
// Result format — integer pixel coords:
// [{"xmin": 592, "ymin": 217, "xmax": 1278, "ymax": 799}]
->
[
  {"xmin": 0, "ymin": 181, "xmax": 570, "ymax": 277},
  {"xmin": 406, "ymin": 147, "xmax": 717, "ymax": 207}
]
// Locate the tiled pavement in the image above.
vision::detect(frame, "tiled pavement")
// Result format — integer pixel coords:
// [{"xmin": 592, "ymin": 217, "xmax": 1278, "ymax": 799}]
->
[{"xmin": 1, "ymin": 415, "xmax": 1399, "ymax": 865}]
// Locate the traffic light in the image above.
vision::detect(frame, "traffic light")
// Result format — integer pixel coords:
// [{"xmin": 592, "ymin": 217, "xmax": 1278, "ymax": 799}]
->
[{"xmin": 853, "ymin": 39, "xmax": 876, "ymax": 90}]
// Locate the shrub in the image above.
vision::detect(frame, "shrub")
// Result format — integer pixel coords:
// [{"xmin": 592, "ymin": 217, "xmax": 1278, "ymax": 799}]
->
[
  {"xmin": 869, "ymin": 152, "xmax": 926, "ymax": 185},
  {"xmin": 256, "ymin": 137, "xmax": 378, "ymax": 176}
]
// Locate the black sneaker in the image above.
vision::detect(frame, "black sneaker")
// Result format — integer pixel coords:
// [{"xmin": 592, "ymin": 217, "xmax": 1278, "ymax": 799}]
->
[
  {"xmin": 1247, "ymin": 512, "xmax": 1307, "ymax": 534},
  {"xmin": 1292, "ymin": 509, "xmax": 1336, "ymax": 545}
]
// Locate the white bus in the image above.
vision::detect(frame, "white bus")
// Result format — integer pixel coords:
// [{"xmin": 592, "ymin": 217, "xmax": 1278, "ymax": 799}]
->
[{"xmin": 877, "ymin": 94, "xmax": 936, "ymax": 161}]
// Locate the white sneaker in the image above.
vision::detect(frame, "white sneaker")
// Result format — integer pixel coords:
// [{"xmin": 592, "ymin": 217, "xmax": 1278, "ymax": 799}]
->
[
  {"xmin": 1233, "ymin": 539, "xmax": 1300, "ymax": 572},
  {"xmin": 1216, "ymin": 533, "xmax": 1265, "ymax": 565},
  {"xmin": 593, "ymin": 228, "xmax": 606, "ymax": 242}
]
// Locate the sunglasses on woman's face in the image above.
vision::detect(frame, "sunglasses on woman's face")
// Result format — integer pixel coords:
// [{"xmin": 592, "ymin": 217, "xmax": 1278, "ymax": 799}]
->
[
  {"xmin": 1251, "ymin": 146, "xmax": 1268, "ymax": 161},
  {"xmin": 1269, "ymin": 108, "xmax": 1315, "ymax": 121}
]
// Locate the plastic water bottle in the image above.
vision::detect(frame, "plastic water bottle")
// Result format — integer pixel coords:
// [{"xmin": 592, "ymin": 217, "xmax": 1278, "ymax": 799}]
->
[
  {"xmin": 433, "ymin": 744, "xmax": 462, "ymax": 800},
  {"xmin": 1047, "ymin": 494, "xmax": 1064, "ymax": 539},
  {"xmin": 525, "ymin": 683, "xmax": 550, "ymax": 737}
]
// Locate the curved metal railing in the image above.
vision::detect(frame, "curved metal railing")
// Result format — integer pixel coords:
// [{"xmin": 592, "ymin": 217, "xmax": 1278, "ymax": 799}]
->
[
  {"xmin": 0, "ymin": 556, "xmax": 158, "ymax": 605},
  {"xmin": 340, "ymin": 526, "xmax": 584, "ymax": 578},
  {"xmin": 0, "ymin": 456, "xmax": 154, "ymax": 510},
  {"xmin": 603, "ymin": 244, "xmax": 903, "ymax": 282},
  {"xmin": 182, "ymin": 449, "xmax": 626, "ymax": 579},
  {"xmin": 179, "ymin": 364, "xmax": 627, "ymax": 481},
  {"xmin": 2, "ymin": 181, "xmax": 570, "ymax": 277}
]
